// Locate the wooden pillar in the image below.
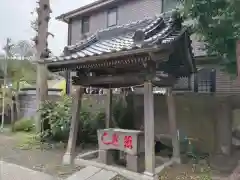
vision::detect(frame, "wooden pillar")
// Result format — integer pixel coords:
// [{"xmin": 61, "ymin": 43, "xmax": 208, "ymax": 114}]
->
[
  {"xmin": 216, "ymin": 100, "xmax": 232, "ymax": 155},
  {"xmin": 209, "ymin": 99, "xmax": 237, "ymax": 172},
  {"xmin": 63, "ymin": 86, "xmax": 84, "ymax": 164},
  {"xmin": 106, "ymin": 89, "xmax": 113, "ymax": 128},
  {"xmin": 143, "ymin": 81, "xmax": 155, "ymax": 176},
  {"xmin": 99, "ymin": 88, "xmax": 116, "ymax": 164},
  {"xmin": 166, "ymin": 88, "xmax": 180, "ymax": 163}
]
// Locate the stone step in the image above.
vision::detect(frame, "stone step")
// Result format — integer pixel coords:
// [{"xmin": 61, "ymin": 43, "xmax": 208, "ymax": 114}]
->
[
  {"xmin": 66, "ymin": 166, "xmax": 101, "ymax": 180},
  {"xmin": 88, "ymin": 169, "xmax": 117, "ymax": 180}
]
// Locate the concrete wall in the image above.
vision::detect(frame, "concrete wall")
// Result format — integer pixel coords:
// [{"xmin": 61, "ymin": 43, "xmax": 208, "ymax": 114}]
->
[
  {"xmin": 18, "ymin": 88, "xmax": 62, "ymax": 119},
  {"xmin": 132, "ymin": 94, "xmax": 217, "ymax": 153},
  {"xmin": 82, "ymin": 94, "xmax": 223, "ymax": 153},
  {"xmin": 16, "ymin": 91, "xmax": 230, "ymax": 153}
]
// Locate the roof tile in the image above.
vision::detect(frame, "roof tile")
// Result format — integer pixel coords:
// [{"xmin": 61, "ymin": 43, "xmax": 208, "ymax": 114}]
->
[{"xmin": 49, "ymin": 11, "xmax": 190, "ymax": 62}]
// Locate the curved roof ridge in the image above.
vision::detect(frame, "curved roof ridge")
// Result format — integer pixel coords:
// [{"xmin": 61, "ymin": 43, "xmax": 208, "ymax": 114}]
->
[
  {"xmin": 65, "ymin": 16, "xmax": 156, "ymax": 52},
  {"xmin": 46, "ymin": 10, "xmax": 188, "ymax": 63},
  {"xmin": 133, "ymin": 10, "xmax": 182, "ymax": 47}
]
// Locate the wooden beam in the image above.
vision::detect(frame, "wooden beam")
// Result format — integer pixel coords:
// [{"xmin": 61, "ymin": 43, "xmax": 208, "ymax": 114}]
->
[
  {"xmin": 166, "ymin": 88, "xmax": 180, "ymax": 163},
  {"xmin": 72, "ymin": 73, "xmax": 177, "ymax": 88},
  {"xmin": 237, "ymin": 40, "xmax": 240, "ymax": 77},
  {"xmin": 48, "ymin": 55, "xmax": 151, "ymax": 72},
  {"xmin": 148, "ymin": 50, "xmax": 171, "ymax": 62},
  {"xmin": 44, "ymin": 45, "xmax": 172, "ymax": 67},
  {"xmin": 152, "ymin": 76, "xmax": 177, "ymax": 87},
  {"xmin": 105, "ymin": 89, "xmax": 113, "ymax": 128},
  {"xmin": 63, "ymin": 86, "xmax": 84, "ymax": 164},
  {"xmin": 143, "ymin": 81, "xmax": 155, "ymax": 175},
  {"xmin": 215, "ymin": 99, "xmax": 232, "ymax": 155},
  {"xmin": 72, "ymin": 73, "xmax": 145, "ymax": 86}
]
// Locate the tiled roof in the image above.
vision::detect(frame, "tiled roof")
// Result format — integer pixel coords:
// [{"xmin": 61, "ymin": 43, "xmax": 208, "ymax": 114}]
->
[{"xmin": 48, "ymin": 11, "xmax": 188, "ymax": 62}]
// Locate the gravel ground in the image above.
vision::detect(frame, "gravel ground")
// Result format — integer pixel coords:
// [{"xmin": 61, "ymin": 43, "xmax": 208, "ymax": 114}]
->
[
  {"xmin": 0, "ymin": 131, "xmax": 86, "ymax": 179},
  {"xmin": 1, "ymin": 130, "xmax": 234, "ymax": 180}
]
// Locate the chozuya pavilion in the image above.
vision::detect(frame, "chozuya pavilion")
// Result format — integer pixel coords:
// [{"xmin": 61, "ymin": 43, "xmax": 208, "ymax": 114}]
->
[{"xmin": 43, "ymin": 11, "xmax": 196, "ymax": 179}]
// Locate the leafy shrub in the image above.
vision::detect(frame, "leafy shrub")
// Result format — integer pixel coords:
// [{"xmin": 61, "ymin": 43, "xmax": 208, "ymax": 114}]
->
[
  {"xmin": 80, "ymin": 110, "xmax": 105, "ymax": 144},
  {"xmin": 39, "ymin": 96, "xmax": 71, "ymax": 142},
  {"xmin": 112, "ymin": 95, "xmax": 135, "ymax": 129},
  {"xmin": 14, "ymin": 117, "xmax": 35, "ymax": 132},
  {"xmin": 40, "ymin": 100, "xmax": 55, "ymax": 131},
  {"xmin": 38, "ymin": 94, "xmax": 135, "ymax": 145},
  {"xmin": 38, "ymin": 95, "xmax": 105, "ymax": 144}
]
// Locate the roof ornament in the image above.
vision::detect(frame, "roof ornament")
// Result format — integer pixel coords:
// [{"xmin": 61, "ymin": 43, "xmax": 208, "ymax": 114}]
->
[
  {"xmin": 133, "ymin": 16, "xmax": 165, "ymax": 47},
  {"xmin": 133, "ymin": 30, "xmax": 145, "ymax": 47}
]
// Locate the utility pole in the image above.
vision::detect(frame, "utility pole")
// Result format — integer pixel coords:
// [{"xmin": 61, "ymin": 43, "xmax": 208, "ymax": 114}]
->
[
  {"xmin": 35, "ymin": 0, "xmax": 51, "ymax": 132},
  {"xmin": 1, "ymin": 38, "xmax": 12, "ymax": 131}
]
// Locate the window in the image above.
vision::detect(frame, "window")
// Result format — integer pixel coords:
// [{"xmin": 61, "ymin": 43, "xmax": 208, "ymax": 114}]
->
[
  {"xmin": 81, "ymin": 16, "xmax": 90, "ymax": 34},
  {"xmin": 107, "ymin": 8, "xmax": 117, "ymax": 27},
  {"xmin": 162, "ymin": 0, "xmax": 181, "ymax": 12},
  {"xmin": 195, "ymin": 68, "xmax": 216, "ymax": 93}
]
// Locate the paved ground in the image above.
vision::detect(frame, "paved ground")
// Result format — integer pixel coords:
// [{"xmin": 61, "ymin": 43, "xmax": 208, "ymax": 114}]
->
[
  {"xmin": 0, "ymin": 161, "xmax": 57, "ymax": 180},
  {"xmin": 0, "ymin": 162, "xmax": 122, "ymax": 180},
  {"xmin": 66, "ymin": 166, "xmax": 117, "ymax": 180}
]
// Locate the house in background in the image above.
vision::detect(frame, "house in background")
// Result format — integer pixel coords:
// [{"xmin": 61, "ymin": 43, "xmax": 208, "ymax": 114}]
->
[
  {"xmin": 56, "ymin": 0, "xmax": 239, "ymax": 95},
  {"xmin": 45, "ymin": 0, "xmax": 240, "ymax": 174}
]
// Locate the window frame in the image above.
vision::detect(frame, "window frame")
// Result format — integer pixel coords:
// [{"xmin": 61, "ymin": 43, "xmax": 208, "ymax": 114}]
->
[
  {"xmin": 107, "ymin": 7, "xmax": 118, "ymax": 27},
  {"xmin": 162, "ymin": 0, "xmax": 180, "ymax": 12},
  {"xmin": 81, "ymin": 16, "xmax": 90, "ymax": 34}
]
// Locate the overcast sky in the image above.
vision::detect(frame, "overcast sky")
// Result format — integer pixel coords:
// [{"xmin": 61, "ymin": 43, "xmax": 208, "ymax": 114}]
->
[{"xmin": 0, "ymin": 0, "xmax": 96, "ymax": 56}]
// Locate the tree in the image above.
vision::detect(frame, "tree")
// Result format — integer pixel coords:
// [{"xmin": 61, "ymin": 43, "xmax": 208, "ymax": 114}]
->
[
  {"xmin": 8, "ymin": 40, "xmax": 36, "ymax": 121},
  {"xmin": 7, "ymin": 58, "xmax": 37, "ymax": 122},
  {"xmin": 10, "ymin": 40, "xmax": 37, "ymax": 86},
  {"xmin": 33, "ymin": 0, "xmax": 52, "ymax": 132},
  {"xmin": 0, "ymin": 38, "xmax": 13, "ymax": 130},
  {"xmin": 0, "ymin": 39, "xmax": 37, "ymax": 130},
  {"xmin": 181, "ymin": 0, "xmax": 240, "ymax": 74},
  {"xmin": 11, "ymin": 40, "xmax": 35, "ymax": 60}
]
